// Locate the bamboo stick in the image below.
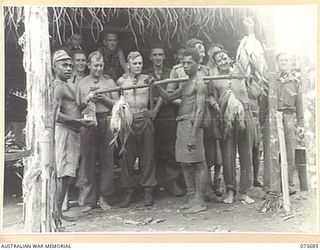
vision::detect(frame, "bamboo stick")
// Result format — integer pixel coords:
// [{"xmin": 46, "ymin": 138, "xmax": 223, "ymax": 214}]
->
[
  {"xmin": 276, "ymin": 111, "xmax": 291, "ymax": 212},
  {"xmin": 92, "ymin": 75, "xmax": 252, "ymax": 95}
]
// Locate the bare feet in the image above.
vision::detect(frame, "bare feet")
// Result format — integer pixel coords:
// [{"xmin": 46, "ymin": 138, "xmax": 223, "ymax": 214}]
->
[
  {"xmin": 240, "ymin": 194, "xmax": 255, "ymax": 204},
  {"xmin": 223, "ymin": 190, "xmax": 234, "ymax": 204},
  {"xmin": 185, "ymin": 205, "xmax": 207, "ymax": 214},
  {"xmin": 81, "ymin": 205, "xmax": 94, "ymax": 213},
  {"xmin": 99, "ymin": 197, "xmax": 112, "ymax": 211}
]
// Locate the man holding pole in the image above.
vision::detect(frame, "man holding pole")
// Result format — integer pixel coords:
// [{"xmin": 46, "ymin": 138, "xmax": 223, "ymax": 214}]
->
[
  {"xmin": 75, "ymin": 51, "xmax": 119, "ymax": 213},
  {"xmin": 154, "ymin": 48, "xmax": 208, "ymax": 213},
  {"xmin": 117, "ymin": 51, "xmax": 157, "ymax": 207},
  {"xmin": 276, "ymin": 52, "xmax": 304, "ymax": 195},
  {"xmin": 209, "ymin": 49, "xmax": 255, "ymax": 204},
  {"xmin": 52, "ymin": 50, "xmax": 93, "ymax": 221},
  {"xmin": 144, "ymin": 44, "xmax": 183, "ymax": 197}
]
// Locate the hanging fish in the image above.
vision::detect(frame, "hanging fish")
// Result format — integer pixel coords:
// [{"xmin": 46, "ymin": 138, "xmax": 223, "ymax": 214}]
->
[
  {"xmin": 235, "ymin": 16, "xmax": 268, "ymax": 94},
  {"xmin": 109, "ymin": 96, "xmax": 133, "ymax": 156}
]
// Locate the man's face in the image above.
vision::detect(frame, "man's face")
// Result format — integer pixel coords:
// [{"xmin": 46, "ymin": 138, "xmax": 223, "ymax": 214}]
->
[
  {"xmin": 103, "ymin": 34, "xmax": 118, "ymax": 52},
  {"xmin": 88, "ymin": 56, "xmax": 104, "ymax": 78},
  {"xmin": 150, "ymin": 48, "xmax": 165, "ymax": 67},
  {"xmin": 73, "ymin": 53, "xmax": 87, "ymax": 73},
  {"xmin": 71, "ymin": 34, "xmax": 82, "ymax": 48},
  {"xmin": 195, "ymin": 43, "xmax": 205, "ymax": 63},
  {"xmin": 182, "ymin": 55, "xmax": 198, "ymax": 76},
  {"xmin": 53, "ymin": 59, "xmax": 73, "ymax": 80},
  {"xmin": 128, "ymin": 56, "xmax": 143, "ymax": 75},
  {"xmin": 214, "ymin": 52, "xmax": 231, "ymax": 72},
  {"xmin": 277, "ymin": 54, "xmax": 291, "ymax": 72}
]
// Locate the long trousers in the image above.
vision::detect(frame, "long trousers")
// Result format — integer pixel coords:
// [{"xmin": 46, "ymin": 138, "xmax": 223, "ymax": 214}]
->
[
  {"xmin": 76, "ymin": 113, "xmax": 114, "ymax": 206},
  {"xmin": 154, "ymin": 119, "xmax": 181, "ymax": 187},
  {"xmin": 120, "ymin": 118, "xmax": 157, "ymax": 189},
  {"xmin": 221, "ymin": 109, "xmax": 255, "ymax": 194}
]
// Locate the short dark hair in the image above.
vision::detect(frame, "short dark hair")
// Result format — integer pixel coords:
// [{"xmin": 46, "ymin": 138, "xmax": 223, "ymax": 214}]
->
[
  {"xmin": 70, "ymin": 49, "xmax": 87, "ymax": 59},
  {"xmin": 183, "ymin": 48, "xmax": 201, "ymax": 63},
  {"xmin": 150, "ymin": 43, "xmax": 164, "ymax": 51},
  {"xmin": 103, "ymin": 32, "xmax": 118, "ymax": 41},
  {"xmin": 185, "ymin": 38, "xmax": 203, "ymax": 49}
]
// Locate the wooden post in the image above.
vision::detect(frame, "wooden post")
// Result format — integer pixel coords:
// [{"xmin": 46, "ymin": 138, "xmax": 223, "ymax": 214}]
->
[
  {"xmin": 276, "ymin": 111, "xmax": 290, "ymax": 212},
  {"xmin": 21, "ymin": 7, "xmax": 56, "ymax": 232}
]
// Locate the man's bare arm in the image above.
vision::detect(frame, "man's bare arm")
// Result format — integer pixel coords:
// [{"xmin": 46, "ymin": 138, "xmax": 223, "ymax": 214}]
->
[
  {"xmin": 154, "ymin": 84, "xmax": 183, "ymax": 102},
  {"xmin": 55, "ymin": 85, "xmax": 93, "ymax": 127},
  {"xmin": 192, "ymin": 80, "xmax": 207, "ymax": 137}
]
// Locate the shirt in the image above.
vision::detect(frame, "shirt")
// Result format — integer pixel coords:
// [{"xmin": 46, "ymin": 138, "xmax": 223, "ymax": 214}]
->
[
  {"xmin": 75, "ymin": 75, "xmax": 117, "ymax": 113},
  {"xmin": 276, "ymin": 71, "xmax": 303, "ymax": 126}
]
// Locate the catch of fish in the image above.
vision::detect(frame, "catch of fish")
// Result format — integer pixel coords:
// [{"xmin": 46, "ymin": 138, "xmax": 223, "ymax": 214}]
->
[
  {"xmin": 110, "ymin": 96, "xmax": 133, "ymax": 156},
  {"xmin": 235, "ymin": 16, "xmax": 268, "ymax": 94}
]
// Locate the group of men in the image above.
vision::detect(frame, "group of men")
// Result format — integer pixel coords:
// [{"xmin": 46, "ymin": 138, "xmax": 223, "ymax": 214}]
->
[{"xmin": 52, "ymin": 29, "xmax": 303, "ymax": 221}]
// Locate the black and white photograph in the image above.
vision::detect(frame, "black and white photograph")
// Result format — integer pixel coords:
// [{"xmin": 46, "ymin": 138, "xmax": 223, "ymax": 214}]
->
[{"xmin": 2, "ymin": 5, "xmax": 318, "ymax": 235}]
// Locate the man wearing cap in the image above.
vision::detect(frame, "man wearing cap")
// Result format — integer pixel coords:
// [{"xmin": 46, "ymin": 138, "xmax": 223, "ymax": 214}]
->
[
  {"xmin": 143, "ymin": 44, "xmax": 183, "ymax": 197},
  {"xmin": 209, "ymin": 49, "xmax": 255, "ymax": 204},
  {"xmin": 53, "ymin": 50, "xmax": 93, "ymax": 221},
  {"xmin": 117, "ymin": 51, "xmax": 157, "ymax": 208},
  {"xmin": 75, "ymin": 51, "xmax": 119, "ymax": 213},
  {"xmin": 98, "ymin": 32, "xmax": 128, "ymax": 81}
]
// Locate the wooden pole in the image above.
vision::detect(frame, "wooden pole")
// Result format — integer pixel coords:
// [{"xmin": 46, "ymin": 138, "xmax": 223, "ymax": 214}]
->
[
  {"xmin": 21, "ymin": 7, "xmax": 56, "ymax": 232},
  {"xmin": 92, "ymin": 75, "xmax": 252, "ymax": 95},
  {"xmin": 276, "ymin": 111, "xmax": 290, "ymax": 212}
]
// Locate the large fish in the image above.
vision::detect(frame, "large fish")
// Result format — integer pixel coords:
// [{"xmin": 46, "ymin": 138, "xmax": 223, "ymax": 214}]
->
[
  {"xmin": 235, "ymin": 16, "xmax": 268, "ymax": 94},
  {"xmin": 109, "ymin": 96, "xmax": 133, "ymax": 156}
]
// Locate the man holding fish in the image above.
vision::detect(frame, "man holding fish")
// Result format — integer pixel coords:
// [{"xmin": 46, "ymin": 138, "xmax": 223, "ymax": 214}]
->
[
  {"xmin": 116, "ymin": 51, "xmax": 157, "ymax": 208},
  {"xmin": 75, "ymin": 51, "xmax": 119, "ymax": 213}
]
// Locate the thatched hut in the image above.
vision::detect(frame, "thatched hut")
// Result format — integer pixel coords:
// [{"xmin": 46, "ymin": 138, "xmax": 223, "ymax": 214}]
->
[{"xmin": 3, "ymin": 6, "xmax": 316, "ymax": 232}]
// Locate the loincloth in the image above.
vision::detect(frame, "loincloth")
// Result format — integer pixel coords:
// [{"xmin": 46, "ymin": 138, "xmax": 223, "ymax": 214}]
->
[
  {"xmin": 55, "ymin": 124, "xmax": 80, "ymax": 178},
  {"xmin": 175, "ymin": 115, "xmax": 205, "ymax": 163}
]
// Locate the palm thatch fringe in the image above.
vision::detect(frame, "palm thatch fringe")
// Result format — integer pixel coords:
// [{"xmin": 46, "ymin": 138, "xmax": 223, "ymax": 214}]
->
[{"xmin": 4, "ymin": 7, "xmax": 265, "ymax": 48}]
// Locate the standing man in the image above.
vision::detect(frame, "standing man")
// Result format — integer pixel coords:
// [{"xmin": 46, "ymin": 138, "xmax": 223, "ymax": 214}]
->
[
  {"xmin": 155, "ymin": 48, "xmax": 208, "ymax": 213},
  {"xmin": 63, "ymin": 33, "xmax": 83, "ymax": 55},
  {"xmin": 143, "ymin": 44, "xmax": 183, "ymax": 197},
  {"xmin": 247, "ymin": 80, "xmax": 264, "ymax": 188},
  {"xmin": 117, "ymin": 51, "xmax": 157, "ymax": 207},
  {"xmin": 52, "ymin": 50, "xmax": 93, "ymax": 220},
  {"xmin": 98, "ymin": 32, "xmax": 128, "ymax": 81},
  {"xmin": 210, "ymin": 50, "xmax": 255, "ymax": 204},
  {"xmin": 184, "ymin": 38, "xmax": 223, "ymax": 201},
  {"xmin": 76, "ymin": 51, "xmax": 119, "ymax": 212},
  {"xmin": 276, "ymin": 52, "xmax": 303, "ymax": 195}
]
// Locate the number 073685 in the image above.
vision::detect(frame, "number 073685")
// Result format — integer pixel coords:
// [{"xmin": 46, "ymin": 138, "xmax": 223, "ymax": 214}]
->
[{"xmin": 300, "ymin": 244, "xmax": 319, "ymax": 248}]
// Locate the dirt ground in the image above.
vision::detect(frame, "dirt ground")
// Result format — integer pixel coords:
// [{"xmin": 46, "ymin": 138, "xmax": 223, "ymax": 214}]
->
[{"xmin": 2, "ymin": 169, "xmax": 318, "ymax": 234}]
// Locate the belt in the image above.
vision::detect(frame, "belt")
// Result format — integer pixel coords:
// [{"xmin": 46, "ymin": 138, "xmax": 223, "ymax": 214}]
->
[
  {"xmin": 132, "ymin": 110, "xmax": 155, "ymax": 119},
  {"xmin": 251, "ymin": 111, "xmax": 259, "ymax": 117},
  {"xmin": 96, "ymin": 111, "xmax": 111, "ymax": 118},
  {"xmin": 176, "ymin": 114, "xmax": 192, "ymax": 121},
  {"xmin": 278, "ymin": 107, "xmax": 296, "ymax": 113}
]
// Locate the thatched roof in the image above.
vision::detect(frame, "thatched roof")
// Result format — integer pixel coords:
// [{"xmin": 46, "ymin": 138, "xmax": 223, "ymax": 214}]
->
[{"xmin": 4, "ymin": 7, "xmax": 266, "ymax": 48}]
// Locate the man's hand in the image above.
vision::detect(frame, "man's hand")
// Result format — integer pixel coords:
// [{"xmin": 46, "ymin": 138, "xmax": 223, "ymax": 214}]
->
[
  {"xmin": 86, "ymin": 91, "xmax": 95, "ymax": 103},
  {"xmin": 187, "ymin": 135, "xmax": 197, "ymax": 152},
  {"xmin": 77, "ymin": 118, "xmax": 95, "ymax": 127},
  {"xmin": 91, "ymin": 94, "xmax": 105, "ymax": 102}
]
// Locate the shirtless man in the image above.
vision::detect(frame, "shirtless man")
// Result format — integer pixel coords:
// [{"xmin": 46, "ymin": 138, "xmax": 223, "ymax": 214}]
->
[
  {"xmin": 76, "ymin": 51, "xmax": 119, "ymax": 212},
  {"xmin": 209, "ymin": 50, "xmax": 255, "ymax": 204},
  {"xmin": 117, "ymin": 51, "xmax": 157, "ymax": 207},
  {"xmin": 155, "ymin": 48, "xmax": 208, "ymax": 213},
  {"xmin": 52, "ymin": 50, "xmax": 93, "ymax": 221}
]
